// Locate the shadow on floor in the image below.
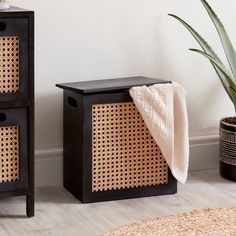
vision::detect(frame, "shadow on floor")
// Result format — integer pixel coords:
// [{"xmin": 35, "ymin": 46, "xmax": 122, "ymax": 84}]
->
[
  {"xmin": 0, "ymin": 214, "xmax": 28, "ymax": 219},
  {"xmin": 189, "ymin": 169, "xmax": 234, "ymax": 184},
  {"xmin": 35, "ymin": 186, "xmax": 82, "ymax": 204}
]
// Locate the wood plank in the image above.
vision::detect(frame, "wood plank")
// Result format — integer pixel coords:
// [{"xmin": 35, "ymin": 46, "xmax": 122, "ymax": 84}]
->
[{"xmin": 0, "ymin": 169, "xmax": 235, "ymax": 236}]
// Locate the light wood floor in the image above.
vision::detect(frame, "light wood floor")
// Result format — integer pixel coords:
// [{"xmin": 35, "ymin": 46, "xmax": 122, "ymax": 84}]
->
[{"xmin": 0, "ymin": 169, "xmax": 236, "ymax": 236}]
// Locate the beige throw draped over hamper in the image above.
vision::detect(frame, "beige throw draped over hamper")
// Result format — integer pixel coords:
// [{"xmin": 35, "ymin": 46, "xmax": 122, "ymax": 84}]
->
[{"xmin": 130, "ymin": 82, "xmax": 189, "ymax": 184}]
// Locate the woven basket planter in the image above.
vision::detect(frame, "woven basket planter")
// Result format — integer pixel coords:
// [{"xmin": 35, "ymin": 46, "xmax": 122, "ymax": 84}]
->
[{"xmin": 219, "ymin": 117, "xmax": 236, "ymax": 180}]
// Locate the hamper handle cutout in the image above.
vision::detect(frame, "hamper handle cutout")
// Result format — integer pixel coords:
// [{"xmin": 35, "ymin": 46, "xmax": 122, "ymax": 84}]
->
[
  {"xmin": 68, "ymin": 96, "xmax": 77, "ymax": 108},
  {"xmin": 0, "ymin": 113, "xmax": 6, "ymax": 122},
  {"xmin": 0, "ymin": 22, "xmax": 6, "ymax": 31}
]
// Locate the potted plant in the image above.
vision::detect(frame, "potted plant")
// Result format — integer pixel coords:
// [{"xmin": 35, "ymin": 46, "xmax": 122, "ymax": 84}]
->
[{"xmin": 169, "ymin": 0, "xmax": 236, "ymax": 180}]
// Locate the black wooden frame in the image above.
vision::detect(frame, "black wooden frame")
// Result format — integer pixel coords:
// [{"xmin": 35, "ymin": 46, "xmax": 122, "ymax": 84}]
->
[
  {"xmin": 0, "ymin": 17, "xmax": 29, "ymax": 101},
  {"xmin": 0, "ymin": 108, "xmax": 28, "ymax": 192},
  {"xmin": 0, "ymin": 7, "xmax": 34, "ymax": 217},
  {"xmin": 63, "ymin": 89, "xmax": 177, "ymax": 203}
]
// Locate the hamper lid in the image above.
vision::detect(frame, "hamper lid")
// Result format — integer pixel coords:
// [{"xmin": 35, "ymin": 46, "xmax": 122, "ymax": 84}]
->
[{"xmin": 56, "ymin": 76, "xmax": 170, "ymax": 94}]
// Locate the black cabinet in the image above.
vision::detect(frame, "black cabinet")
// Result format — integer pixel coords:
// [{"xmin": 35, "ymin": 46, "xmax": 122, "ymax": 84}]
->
[
  {"xmin": 57, "ymin": 77, "xmax": 177, "ymax": 203},
  {"xmin": 0, "ymin": 7, "xmax": 34, "ymax": 217}
]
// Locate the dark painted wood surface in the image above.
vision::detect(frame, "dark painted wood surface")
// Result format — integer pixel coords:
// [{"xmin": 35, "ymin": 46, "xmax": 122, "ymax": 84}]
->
[
  {"xmin": 0, "ymin": 8, "xmax": 34, "ymax": 217},
  {"xmin": 58, "ymin": 77, "xmax": 177, "ymax": 203},
  {"xmin": 0, "ymin": 108, "xmax": 28, "ymax": 193},
  {"xmin": 0, "ymin": 17, "xmax": 29, "ymax": 102},
  {"xmin": 26, "ymin": 11, "xmax": 35, "ymax": 217},
  {"xmin": 56, "ymin": 76, "xmax": 170, "ymax": 94}
]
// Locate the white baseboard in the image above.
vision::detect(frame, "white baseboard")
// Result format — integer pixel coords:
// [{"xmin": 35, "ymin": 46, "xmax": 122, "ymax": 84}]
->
[
  {"xmin": 189, "ymin": 134, "xmax": 219, "ymax": 171},
  {"xmin": 35, "ymin": 134, "xmax": 219, "ymax": 187},
  {"xmin": 35, "ymin": 148, "xmax": 63, "ymax": 187}
]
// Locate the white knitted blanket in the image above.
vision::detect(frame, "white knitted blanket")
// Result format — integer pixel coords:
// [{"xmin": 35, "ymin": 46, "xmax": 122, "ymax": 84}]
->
[{"xmin": 129, "ymin": 82, "xmax": 189, "ymax": 184}]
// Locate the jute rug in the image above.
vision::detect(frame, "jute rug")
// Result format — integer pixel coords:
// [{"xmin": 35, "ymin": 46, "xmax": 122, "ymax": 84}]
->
[{"xmin": 102, "ymin": 207, "xmax": 236, "ymax": 236}]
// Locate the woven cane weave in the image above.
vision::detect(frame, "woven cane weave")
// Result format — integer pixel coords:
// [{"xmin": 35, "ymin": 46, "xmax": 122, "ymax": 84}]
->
[
  {"xmin": 102, "ymin": 207, "xmax": 236, "ymax": 236},
  {"xmin": 0, "ymin": 125, "xmax": 20, "ymax": 183},
  {"xmin": 0, "ymin": 36, "xmax": 19, "ymax": 93},
  {"xmin": 92, "ymin": 102, "xmax": 168, "ymax": 192}
]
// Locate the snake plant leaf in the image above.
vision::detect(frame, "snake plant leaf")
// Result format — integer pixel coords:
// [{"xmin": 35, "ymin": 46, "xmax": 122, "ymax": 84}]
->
[
  {"xmin": 168, "ymin": 14, "xmax": 222, "ymax": 63},
  {"xmin": 229, "ymin": 87, "xmax": 236, "ymax": 111},
  {"xmin": 168, "ymin": 13, "xmax": 234, "ymax": 101},
  {"xmin": 190, "ymin": 48, "xmax": 236, "ymax": 102},
  {"xmin": 200, "ymin": 0, "xmax": 236, "ymax": 81}
]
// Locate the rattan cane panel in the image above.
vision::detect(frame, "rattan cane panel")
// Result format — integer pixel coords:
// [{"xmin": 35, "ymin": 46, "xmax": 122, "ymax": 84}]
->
[
  {"xmin": 0, "ymin": 36, "xmax": 19, "ymax": 93},
  {"xmin": 92, "ymin": 102, "xmax": 168, "ymax": 192},
  {"xmin": 0, "ymin": 125, "xmax": 20, "ymax": 183}
]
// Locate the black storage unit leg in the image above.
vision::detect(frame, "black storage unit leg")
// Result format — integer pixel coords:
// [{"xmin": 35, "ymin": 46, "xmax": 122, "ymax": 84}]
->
[{"xmin": 0, "ymin": 7, "xmax": 34, "ymax": 217}]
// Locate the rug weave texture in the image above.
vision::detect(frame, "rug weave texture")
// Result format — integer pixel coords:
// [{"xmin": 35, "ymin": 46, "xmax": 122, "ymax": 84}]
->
[{"xmin": 102, "ymin": 207, "xmax": 236, "ymax": 236}]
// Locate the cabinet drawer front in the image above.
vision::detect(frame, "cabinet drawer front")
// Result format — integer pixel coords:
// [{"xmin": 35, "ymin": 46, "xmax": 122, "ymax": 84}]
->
[
  {"xmin": 0, "ymin": 18, "xmax": 28, "ymax": 101},
  {"xmin": 0, "ymin": 108, "xmax": 28, "ymax": 192}
]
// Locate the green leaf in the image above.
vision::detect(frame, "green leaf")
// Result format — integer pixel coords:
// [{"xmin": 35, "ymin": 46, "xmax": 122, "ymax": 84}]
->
[
  {"xmin": 229, "ymin": 87, "xmax": 236, "ymax": 112},
  {"xmin": 168, "ymin": 14, "xmax": 222, "ymax": 63},
  {"xmin": 190, "ymin": 48, "xmax": 236, "ymax": 102},
  {"xmin": 168, "ymin": 13, "xmax": 234, "ymax": 101},
  {"xmin": 200, "ymin": 0, "xmax": 236, "ymax": 81}
]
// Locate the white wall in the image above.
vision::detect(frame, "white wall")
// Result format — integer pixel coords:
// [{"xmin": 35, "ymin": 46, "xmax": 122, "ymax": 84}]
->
[{"xmin": 9, "ymin": 0, "xmax": 236, "ymax": 184}]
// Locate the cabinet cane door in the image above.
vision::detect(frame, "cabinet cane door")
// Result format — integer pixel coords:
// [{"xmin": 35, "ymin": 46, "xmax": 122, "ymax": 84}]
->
[
  {"xmin": 0, "ymin": 18, "xmax": 28, "ymax": 101},
  {"xmin": 0, "ymin": 108, "xmax": 28, "ymax": 192}
]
